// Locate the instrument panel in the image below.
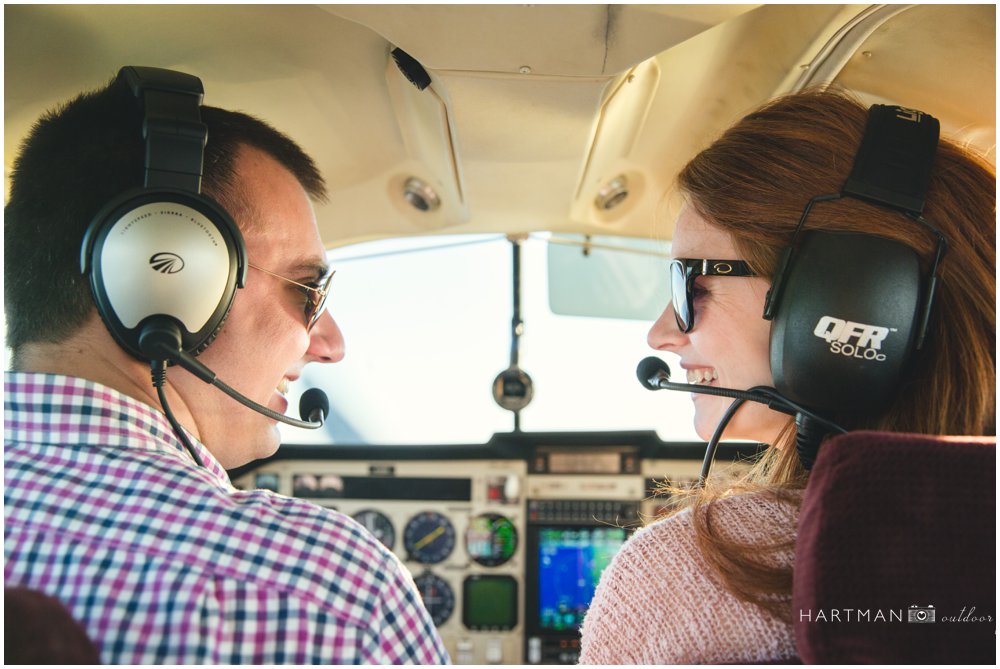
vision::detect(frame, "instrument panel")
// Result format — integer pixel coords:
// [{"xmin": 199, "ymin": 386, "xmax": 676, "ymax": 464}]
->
[{"xmin": 230, "ymin": 432, "xmax": 759, "ymax": 664}]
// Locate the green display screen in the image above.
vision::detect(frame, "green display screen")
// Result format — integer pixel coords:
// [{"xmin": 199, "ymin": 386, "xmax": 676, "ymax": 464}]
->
[{"xmin": 463, "ymin": 575, "xmax": 518, "ymax": 630}]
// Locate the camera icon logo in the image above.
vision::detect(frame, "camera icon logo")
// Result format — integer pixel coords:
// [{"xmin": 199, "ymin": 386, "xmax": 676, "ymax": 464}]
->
[{"xmin": 908, "ymin": 605, "xmax": 936, "ymax": 623}]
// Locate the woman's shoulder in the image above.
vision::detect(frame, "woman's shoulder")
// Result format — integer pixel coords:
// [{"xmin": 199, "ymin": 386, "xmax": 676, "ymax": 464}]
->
[
  {"xmin": 638, "ymin": 488, "xmax": 801, "ymax": 546},
  {"xmin": 579, "ymin": 490, "xmax": 800, "ymax": 664},
  {"xmin": 583, "ymin": 491, "xmax": 800, "ymax": 624}
]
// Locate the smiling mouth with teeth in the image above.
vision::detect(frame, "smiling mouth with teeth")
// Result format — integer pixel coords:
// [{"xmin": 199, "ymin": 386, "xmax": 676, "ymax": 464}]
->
[
  {"xmin": 277, "ymin": 378, "xmax": 290, "ymax": 396},
  {"xmin": 687, "ymin": 368, "xmax": 718, "ymax": 385}
]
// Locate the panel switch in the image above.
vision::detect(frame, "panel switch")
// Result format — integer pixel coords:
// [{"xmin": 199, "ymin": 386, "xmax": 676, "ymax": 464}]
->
[{"xmin": 485, "ymin": 638, "xmax": 503, "ymax": 664}]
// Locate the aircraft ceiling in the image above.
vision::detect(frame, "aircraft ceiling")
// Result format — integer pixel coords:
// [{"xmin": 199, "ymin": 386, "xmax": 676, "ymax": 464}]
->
[{"xmin": 4, "ymin": 4, "xmax": 995, "ymax": 248}]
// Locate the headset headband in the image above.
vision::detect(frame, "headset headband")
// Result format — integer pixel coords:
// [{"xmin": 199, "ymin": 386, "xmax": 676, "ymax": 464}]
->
[
  {"xmin": 842, "ymin": 105, "xmax": 939, "ymax": 215},
  {"xmin": 841, "ymin": 105, "xmax": 948, "ymax": 351},
  {"xmin": 118, "ymin": 66, "xmax": 207, "ymax": 192}
]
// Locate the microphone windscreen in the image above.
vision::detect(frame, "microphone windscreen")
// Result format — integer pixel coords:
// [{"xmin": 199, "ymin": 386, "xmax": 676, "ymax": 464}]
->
[
  {"xmin": 636, "ymin": 356, "xmax": 670, "ymax": 389},
  {"xmin": 299, "ymin": 388, "xmax": 330, "ymax": 423}
]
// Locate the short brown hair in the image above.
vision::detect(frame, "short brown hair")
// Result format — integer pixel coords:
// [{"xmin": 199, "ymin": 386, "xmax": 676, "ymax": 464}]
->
[{"xmin": 4, "ymin": 71, "xmax": 327, "ymax": 356}]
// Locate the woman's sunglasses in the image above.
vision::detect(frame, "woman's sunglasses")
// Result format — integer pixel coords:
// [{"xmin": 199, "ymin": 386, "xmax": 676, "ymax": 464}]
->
[
  {"xmin": 249, "ymin": 263, "xmax": 335, "ymax": 331},
  {"xmin": 670, "ymin": 258, "xmax": 756, "ymax": 333}
]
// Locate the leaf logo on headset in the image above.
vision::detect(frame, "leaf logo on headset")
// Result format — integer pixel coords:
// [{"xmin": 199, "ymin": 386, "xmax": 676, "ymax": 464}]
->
[{"xmin": 149, "ymin": 252, "xmax": 185, "ymax": 274}]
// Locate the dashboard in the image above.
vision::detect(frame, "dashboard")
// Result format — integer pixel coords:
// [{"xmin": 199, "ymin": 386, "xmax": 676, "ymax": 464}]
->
[{"xmin": 230, "ymin": 431, "xmax": 760, "ymax": 664}]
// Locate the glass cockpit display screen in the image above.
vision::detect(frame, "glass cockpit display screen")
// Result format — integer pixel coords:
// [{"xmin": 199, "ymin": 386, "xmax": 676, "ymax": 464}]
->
[{"xmin": 536, "ymin": 526, "xmax": 627, "ymax": 631}]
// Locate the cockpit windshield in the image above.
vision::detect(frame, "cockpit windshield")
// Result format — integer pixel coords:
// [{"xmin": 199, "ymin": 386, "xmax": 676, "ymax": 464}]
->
[{"xmin": 280, "ymin": 233, "xmax": 698, "ymax": 445}]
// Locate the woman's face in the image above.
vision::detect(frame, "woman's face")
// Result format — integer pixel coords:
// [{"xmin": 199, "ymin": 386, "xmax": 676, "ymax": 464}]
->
[{"xmin": 648, "ymin": 204, "xmax": 788, "ymax": 444}]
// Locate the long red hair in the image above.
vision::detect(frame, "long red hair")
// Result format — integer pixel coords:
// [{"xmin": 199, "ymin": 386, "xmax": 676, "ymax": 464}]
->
[{"xmin": 661, "ymin": 88, "xmax": 995, "ymax": 620}]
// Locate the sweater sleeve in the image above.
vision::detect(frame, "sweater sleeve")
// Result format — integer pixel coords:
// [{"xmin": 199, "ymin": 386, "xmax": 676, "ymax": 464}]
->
[{"xmin": 578, "ymin": 494, "xmax": 799, "ymax": 664}]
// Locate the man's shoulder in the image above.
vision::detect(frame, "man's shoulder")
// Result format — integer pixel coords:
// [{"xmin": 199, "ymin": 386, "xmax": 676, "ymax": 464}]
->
[
  {"xmin": 200, "ymin": 484, "xmax": 398, "ymax": 585},
  {"xmin": 224, "ymin": 486, "xmax": 380, "ymax": 554},
  {"xmin": 8, "ymin": 445, "xmax": 399, "ymax": 607}
]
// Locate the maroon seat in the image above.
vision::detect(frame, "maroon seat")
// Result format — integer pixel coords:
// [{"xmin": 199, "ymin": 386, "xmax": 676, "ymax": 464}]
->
[
  {"xmin": 5, "ymin": 587, "xmax": 101, "ymax": 664},
  {"xmin": 793, "ymin": 431, "xmax": 995, "ymax": 664}
]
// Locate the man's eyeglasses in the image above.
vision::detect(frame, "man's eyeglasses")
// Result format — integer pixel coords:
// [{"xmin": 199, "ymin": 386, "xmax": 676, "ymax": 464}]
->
[
  {"xmin": 248, "ymin": 263, "xmax": 335, "ymax": 331},
  {"xmin": 670, "ymin": 258, "xmax": 756, "ymax": 333}
]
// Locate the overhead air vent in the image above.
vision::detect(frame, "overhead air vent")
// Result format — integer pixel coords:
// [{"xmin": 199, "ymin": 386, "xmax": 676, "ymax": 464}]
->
[
  {"xmin": 594, "ymin": 175, "xmax": 629, "ymax": 211},
  {"xmin": 403, "ymin": 177, "xmax": 441, "ymax": 212}
]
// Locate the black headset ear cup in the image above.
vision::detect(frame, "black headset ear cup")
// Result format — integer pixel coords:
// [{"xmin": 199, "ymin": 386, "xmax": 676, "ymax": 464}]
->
[
  {"xmin": 82, "ymin": 188, "xmax": 246, "ymax": 360},
  {"xmin": 768, "ymin": 230, "xmax": 921, "ymax": 414}
]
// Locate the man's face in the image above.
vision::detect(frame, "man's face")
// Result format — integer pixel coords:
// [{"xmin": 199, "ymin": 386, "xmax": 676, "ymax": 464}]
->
[{"xmin": 173, "ymin": 145, "xmax": 344, "ymax": 468}]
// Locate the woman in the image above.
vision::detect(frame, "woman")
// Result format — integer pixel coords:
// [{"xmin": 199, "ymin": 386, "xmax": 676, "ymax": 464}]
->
[{"xmin": 578, "ymin": 89, "xmax": 995, "ymax": 663}]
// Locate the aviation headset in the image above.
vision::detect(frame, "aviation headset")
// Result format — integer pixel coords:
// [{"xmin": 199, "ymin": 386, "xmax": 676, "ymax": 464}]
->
[
  {"xmin": 763, "ymin": 104, "xmax": 948, "ymax": 416},
  {"xmin": 80, "ymin": 66, "xmax": 247, "ymax": 362}
]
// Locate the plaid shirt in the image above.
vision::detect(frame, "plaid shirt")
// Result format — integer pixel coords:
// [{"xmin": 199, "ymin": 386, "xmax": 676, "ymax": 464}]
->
[{"xmin": 4, "ymin": 372, "xmax": 449, "ymax": 664}]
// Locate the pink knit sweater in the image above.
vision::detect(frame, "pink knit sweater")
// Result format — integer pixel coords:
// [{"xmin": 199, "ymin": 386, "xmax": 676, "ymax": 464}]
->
[{"xmin": 579, "ymin": 493, "xmax": 800, "ymax": 664}]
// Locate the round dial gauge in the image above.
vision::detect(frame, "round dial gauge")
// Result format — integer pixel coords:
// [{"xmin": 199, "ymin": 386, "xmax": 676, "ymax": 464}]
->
[
  {"xmin": 403, "ymin": 511, "xmax": 456, "ymax": 564},
  {"xmin": 352, "ymin": 509, "xmax": 395, "ymax": 550},
  {"xmin": 413, "ymin": 571, "xmax": 455, "ymax": 626},
  {"xmin": 465, "ymin": 513, "xmax": 518, "ymax": 567}
]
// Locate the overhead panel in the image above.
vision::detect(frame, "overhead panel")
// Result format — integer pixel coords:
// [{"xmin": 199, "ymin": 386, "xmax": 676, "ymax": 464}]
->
[
  {"xmin": 566, "ymin": 4, "xmax": 856, "ymax": 239},
  {"xmin": 325, "ymin": 4, "xmax": 757, "ymax": 239}
]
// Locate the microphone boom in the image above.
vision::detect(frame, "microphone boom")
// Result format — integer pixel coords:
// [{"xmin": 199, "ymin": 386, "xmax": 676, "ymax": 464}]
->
[
  {"xmin": 634, "ymin": 356, "xmax": 846, "ymax": 438},
  {"xmin": 636, "ymin": 357, "xmax": 786, "ymax": 406},
  {"xmin": 140, "ymin": 318, "xmax": 328, "ymax": 430}
]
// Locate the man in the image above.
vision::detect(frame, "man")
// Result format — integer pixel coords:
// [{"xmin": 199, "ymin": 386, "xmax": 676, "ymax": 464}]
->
[{"xmin": 4, "ymin": 68, "xmax": 449, "ymax": 663}]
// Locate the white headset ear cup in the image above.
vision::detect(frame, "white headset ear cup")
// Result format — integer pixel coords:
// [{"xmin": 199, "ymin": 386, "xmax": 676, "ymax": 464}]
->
[{"xmin": 83, "ymin": 188, "xmax": 246, "ymax": 360}]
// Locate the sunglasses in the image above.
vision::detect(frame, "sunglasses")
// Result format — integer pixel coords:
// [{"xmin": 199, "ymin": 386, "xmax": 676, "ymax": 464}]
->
[
  {"xmin": 248, "ymin": 263, "xmax": 335, "ymax": 331},
  {"xmin": 670, "ymin": 258, "xmax": 756, "ymax": 333}
]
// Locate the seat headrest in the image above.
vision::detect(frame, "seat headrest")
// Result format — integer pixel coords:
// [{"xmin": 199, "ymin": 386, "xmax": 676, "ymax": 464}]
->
[
  {"xmin": 793, "ymin": 431, "xmax": 995, "ymax": 664},
  {"xmin": 5, "ymin": 587, "xmax": 101, "ymax": 663}
]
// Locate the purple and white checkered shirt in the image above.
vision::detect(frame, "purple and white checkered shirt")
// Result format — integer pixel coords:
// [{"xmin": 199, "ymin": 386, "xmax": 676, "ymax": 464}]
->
[{"xmin": 4, "ymin": 372, "xmax": 449, "ymax": 664}]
